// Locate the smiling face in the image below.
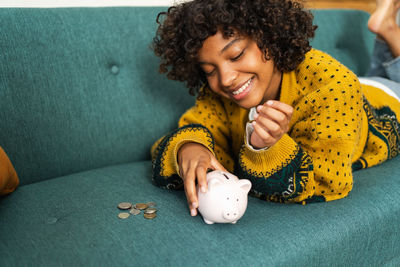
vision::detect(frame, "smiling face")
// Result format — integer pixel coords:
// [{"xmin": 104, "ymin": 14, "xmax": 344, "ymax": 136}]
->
[{"xmin": 197, "ymin": 30, "xmax": 282, "ymax": 109}]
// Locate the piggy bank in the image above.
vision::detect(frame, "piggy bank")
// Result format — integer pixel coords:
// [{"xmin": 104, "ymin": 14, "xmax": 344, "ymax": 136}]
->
[{"xmin": 197, "ymin": 170, "xmax": 252, "ymax": 224}]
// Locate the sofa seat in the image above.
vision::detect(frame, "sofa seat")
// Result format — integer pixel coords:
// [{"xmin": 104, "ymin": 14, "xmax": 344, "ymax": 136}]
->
[{"xmin": 1, "ymin": 156, "xmax": 400, "ymax": 266}]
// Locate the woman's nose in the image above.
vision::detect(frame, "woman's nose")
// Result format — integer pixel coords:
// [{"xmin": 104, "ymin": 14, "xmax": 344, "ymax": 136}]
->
[{"xmin": 219, "ymin": 67, "xmax": 238, "ymax": 88}]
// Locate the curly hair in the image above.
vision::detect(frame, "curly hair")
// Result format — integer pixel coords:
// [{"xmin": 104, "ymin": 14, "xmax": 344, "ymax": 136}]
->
[{"xmin": 153, "ymin": 0, "xmax": 317, "ymax": 96}]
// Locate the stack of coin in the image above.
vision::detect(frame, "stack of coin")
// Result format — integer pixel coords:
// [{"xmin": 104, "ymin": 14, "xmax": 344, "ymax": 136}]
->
[
  {"xmin": 143, "ymin": 207, "xmax": 157, "ymax": 219},
  {"xmin": 117, "ymin": 201, "xmax": 157, "ymax": 220}
]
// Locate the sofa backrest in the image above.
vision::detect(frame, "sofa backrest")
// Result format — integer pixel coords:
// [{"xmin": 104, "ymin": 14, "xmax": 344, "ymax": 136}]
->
[
  {"xmin": 311, "ymin": 9, "xmax": 375, "ymax": 75},
  {"xmin": 0, "ymin": 7, "xmax": 193, "ymax": 185},
  {"xmin": 0, "ymin": 7, "xmax": 374, "ymax": 185}
]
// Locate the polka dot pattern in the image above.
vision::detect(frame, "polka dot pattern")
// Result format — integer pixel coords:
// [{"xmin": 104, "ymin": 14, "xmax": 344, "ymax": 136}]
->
[{"xmin": 285, "ymin": 49, "xmax": 365, "ymax": 200}]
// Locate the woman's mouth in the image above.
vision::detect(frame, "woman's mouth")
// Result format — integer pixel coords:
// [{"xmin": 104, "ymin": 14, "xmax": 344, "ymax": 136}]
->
[{"xmin": 231, "ymin": 77, "xmax": 254, "ymax": 100}]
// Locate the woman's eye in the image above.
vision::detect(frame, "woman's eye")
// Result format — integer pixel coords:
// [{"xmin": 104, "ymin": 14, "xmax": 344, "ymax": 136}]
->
[
  {"xmin": 231, "ymin": 50, "xmax": 244, "ymax": 61},
  {"xmin": 204, "ymin": 70, "xmax": 216, "ymax": 77}
]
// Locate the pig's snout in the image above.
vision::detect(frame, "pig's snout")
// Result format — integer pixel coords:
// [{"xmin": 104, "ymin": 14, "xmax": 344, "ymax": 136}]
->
[{"xmin": 223, "ymin": 207, "xmax": 239, "ymax": 221}]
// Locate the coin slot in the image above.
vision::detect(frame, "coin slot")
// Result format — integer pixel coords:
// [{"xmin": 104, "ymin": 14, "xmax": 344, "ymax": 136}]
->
[{"xmin": 223, "ymin": 174, "xmax": 230, "ymax": 180}]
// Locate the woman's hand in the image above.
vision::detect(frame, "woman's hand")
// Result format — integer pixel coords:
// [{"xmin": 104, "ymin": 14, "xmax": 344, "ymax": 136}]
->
[
  {"xmin": 250, "ymin": 100, "xmax": 293, "ymax": 149},
  {"xmin": 177, "ymin": 142, "xmax": 226, "ymax": 216}
]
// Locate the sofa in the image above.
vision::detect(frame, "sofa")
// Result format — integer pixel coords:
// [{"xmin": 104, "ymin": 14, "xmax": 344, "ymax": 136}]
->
[{"xmin": 1, "ymin": 7, "xmax": 399, "ymax": 266}]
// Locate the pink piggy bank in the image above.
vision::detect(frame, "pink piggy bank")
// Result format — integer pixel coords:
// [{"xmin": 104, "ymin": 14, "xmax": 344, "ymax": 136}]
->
[{"xmin": 197, "ymin": 170, "xmax": 252, "ymax": 224}]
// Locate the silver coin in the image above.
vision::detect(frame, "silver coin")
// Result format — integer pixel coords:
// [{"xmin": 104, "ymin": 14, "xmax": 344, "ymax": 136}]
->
[
  {"xmin": 146, "ymin": 202, "xmax": 156, "ymax": 207},
  {"xmin": 118, "ymin": 212, "xmax": 130, "ymax": 219},
  {"xmin": 129, "ymin": 208, "xmax": 141, "ymax": 215},
  {"xmin": 144, "ymin": 208, "xmax": 157, "ymax": 214},
  {"xmin": 118, "ymin": 202, "xmax": 132, "ymax": 210}
]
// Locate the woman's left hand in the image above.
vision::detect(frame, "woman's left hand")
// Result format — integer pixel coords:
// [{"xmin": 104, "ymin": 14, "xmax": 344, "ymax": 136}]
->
[{"xmin": 250, "ymin": 100, "xmax": 293, "ymax": 149}]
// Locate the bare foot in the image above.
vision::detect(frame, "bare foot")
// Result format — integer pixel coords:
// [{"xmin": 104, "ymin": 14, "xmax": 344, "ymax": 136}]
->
[
  {"xmin": 368, "ymin": 0, "xmax": 400, "ymax": 57},
  {"xmin": 368, "ymin": 0, "xmax": 399, "ymax": 33}
]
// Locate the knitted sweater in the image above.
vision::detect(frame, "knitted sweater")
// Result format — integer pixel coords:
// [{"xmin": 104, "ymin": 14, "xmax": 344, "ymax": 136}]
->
[{"xmin": 151, "ymin": 48, "xmax": 400, "ymax": 203}]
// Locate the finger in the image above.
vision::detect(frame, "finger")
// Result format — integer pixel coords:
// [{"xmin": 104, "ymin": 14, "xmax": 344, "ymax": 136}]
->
[
  {"xmin": 183, "ymin": 164, "xmax": 198, "ymax": 216},
  {"xmin": 254, "ymin": 115, "xmax": 282, "ymax": 138},
  {"xmin": 210, "ymin": 156, "xmax": 227, "ymax": 172},
  {"xmin": 178, "ymin": 151, "xmax": 191, "ymax": 178},
  {"xmin": 256, "ymin": 103, "xmax": 291, "ymax": 133},
  {"xmin": 252, "ymin": 121, "xmax": 275, "ymax": 147},
  {"xmin": 196, "ymin": 162, "xmax": 209, "ymax": 193},
  {"xmin": 263, "ymin": 100, "xmax": 293, "ymax": 119},
  {"xmin": 178, "ymin": 161, "xmax": 187, "ymax": 178},
  {"xmin": 255, "ymin": 105, "xmax": 285, "ymax": 132},
  {"xmin": 257, "ymin": 105, "xmax": 287, "ymax": 125}
]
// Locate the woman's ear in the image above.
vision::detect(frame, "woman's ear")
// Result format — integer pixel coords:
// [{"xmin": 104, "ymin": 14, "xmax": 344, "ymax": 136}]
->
[{"xmin": 261, "ymin": 47, "xmax": 271, "ymax": 63}]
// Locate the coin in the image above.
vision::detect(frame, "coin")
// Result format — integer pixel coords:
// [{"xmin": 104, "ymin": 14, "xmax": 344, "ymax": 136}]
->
[
  {"xmin": 146, "ymin": 202, "xmax": 156, "ymax": 207},
  {"xmin": 118, "ymin": 212, "xmax": 130, "ymax": 219},
  {"xmin": 134, "ymin": 203, "xmax": 148, "ymax": 210},
  {"xmin": 118, "ymin": 202, "xmax": 132, "ymax": 210},
  {"xmin": 144, "ymin": 213, "xmax": 157, "ymax": 219},
  {"xmin": 129, "ymin": 208, "xmax": 141, "ymax": 215},
  {"xmin": 144, "ymin": 208, "xmax": 157, "ymax": 214}
]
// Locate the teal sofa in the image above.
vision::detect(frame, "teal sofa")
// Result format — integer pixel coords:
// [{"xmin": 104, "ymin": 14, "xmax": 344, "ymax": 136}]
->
[{"xmin": 1, "ymin": 7, "xmax": 399, "ymax": 266}]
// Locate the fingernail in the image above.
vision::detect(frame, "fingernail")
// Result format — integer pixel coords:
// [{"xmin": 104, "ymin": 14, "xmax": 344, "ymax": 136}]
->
[
  {"xmin": 192, "ymin": 202, "xmax": 198, "ymax": 208},
  {"xmin": 191, "ymin": 209, "xmax": 197, "ymax": 216},
  {"xmin": 267, "ymin": 100, "xmax": 273, "ymax": 106},
  {"xmin": 253, "ymin": 113, "xmax": 259, "ymax": 119},
  {"xmin": 201, "ymin": 186, "xmax": 207, "ymax": 193},
  {"xmin": 256, "ymin": 105, "xmax": 263, "ymax": 112}
]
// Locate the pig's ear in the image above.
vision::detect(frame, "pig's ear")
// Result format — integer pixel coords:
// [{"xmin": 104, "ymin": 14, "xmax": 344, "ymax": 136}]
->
[
  {"xmin": 208, "ymin": 177, "xmax": 222, "ymax": 189},
  {"xmin": 237, "ymin": 179, "xmax": 252, "ymax": 193}
]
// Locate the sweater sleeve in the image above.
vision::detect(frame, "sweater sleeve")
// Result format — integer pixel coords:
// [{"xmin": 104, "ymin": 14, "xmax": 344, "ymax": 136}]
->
[
  {"xmin": 151, "ymin": 88, "xmax": 234, "ymax": 189},
  {"xmin": 238, "ymin": 69, "xmax": 364, "ymax": 203},
  {"xmin": 238, "ymin": 133, "xmax": 316, "ymax": 203}
]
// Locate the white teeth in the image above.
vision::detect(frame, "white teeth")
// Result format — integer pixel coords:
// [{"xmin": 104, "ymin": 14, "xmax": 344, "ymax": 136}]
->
[{"xmin": 232, "ymin": 78, "xmax": 252, "ymax": 95}]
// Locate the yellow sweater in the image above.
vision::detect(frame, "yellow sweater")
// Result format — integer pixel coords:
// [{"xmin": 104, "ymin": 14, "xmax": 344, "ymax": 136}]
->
[{"xmin": 151, "ymin": 48, "xmax": 400, "ymax": 203}]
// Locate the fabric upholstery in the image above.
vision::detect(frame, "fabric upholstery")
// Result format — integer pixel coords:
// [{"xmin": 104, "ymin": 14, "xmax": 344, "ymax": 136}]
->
[
  {"xmin": 0, "ymin": 7, "xmax": 193, "ymax": 185},
  {"xmin": 0, "ymin": 147, "xmax": 19, "ymax": 195},
  {"xmin": 1, "ymin": 158, "xmax": 400, "ymax": 266},
  {"xmin": 0, "ymin": 7, "xmax": 397, "ymax": 267},
  {"xmin": 311, "ymin": 9, "xmax": 375, "ymax": 76}
]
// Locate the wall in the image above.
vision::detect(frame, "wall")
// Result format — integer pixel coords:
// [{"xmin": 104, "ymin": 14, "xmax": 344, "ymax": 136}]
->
[
  {"xmin": 0, "ymin": 0, "xmax": 179, "ymax": 7},
  {"xmin": 305, "ymin": 0, "xmax": 376, "ymax": 13}
]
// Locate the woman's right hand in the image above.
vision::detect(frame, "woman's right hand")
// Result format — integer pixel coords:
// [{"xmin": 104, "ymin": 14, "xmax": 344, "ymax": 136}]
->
[{"xmin": 177, "ymin": 142, "xmax": 226, "ymax": 217}]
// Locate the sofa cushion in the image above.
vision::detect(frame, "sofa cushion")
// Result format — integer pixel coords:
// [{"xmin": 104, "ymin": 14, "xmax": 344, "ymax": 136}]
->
[
  {"xmin": 0, "ymin": 147, "xmax": 19, "ymax": 195},
  {"xmin": 1, "ymin": 157, "xmax": 399, "ymax": 266}
]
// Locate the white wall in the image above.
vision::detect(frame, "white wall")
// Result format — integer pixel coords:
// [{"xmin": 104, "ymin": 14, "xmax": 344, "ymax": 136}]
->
[{"xmin": 0, "ymin": 0, "xmax": 183, "ymax": 7}]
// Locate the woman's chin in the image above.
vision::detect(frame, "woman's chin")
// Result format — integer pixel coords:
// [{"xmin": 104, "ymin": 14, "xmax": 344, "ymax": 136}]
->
[{"xmin": 235, "ymin": 99, "xmax": 260, "ymax": 110}]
